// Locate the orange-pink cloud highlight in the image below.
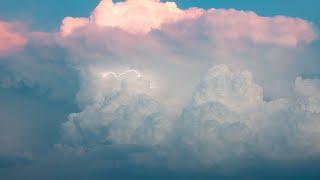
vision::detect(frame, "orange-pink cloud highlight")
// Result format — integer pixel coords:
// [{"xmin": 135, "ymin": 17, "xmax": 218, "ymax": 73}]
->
[
  {"xmin": 60, "ymin": 0, "xmax": 203, "ymax": 36},
  {"xmin": 203, "ymin": 9, "xmax": 317, "ymax": 47},
  {"xmin": 60, "ymin": 0, "xmax": 318, "ymax": 47},
  {"xmin": 0, "ymin": 21, "xmax": 27, "ymax": 57}
]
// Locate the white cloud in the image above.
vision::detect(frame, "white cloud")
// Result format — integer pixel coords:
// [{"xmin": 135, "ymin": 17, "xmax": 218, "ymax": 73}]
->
[
  {"xmin": 192, "ymin": 65, "xmax": 263, "ymax": 113},
  {"xmin": 176, "ymin": 65, "xmax": 320, "ymax": 167},
  {"xmin": 57, "ymin": 63, "xmax": 320, "ymax": 168},
  {"xmin": 60, "ymin": 68, "xmax": 171, "ymax": 149}
]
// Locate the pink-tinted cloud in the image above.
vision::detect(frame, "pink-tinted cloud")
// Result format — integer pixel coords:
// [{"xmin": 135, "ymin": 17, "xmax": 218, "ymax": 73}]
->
[
  {"xmin": 90, "ymin": 0, "xmax": 203, "ymax": 33},
  {"xmin": 61, "ymin": 17, "xmax": 89, "ymax": 37},
  {"xmin": 0, "ymin": 20, "xmax": 27, "ymax": 57},
  {"xmin": 60, "ymin": 0, "xmax": 317, "ymax": 47},
  {"xmin": 60, "ymin": 0, "xmax": 203, "ymax": 36},
  {"xmin": 202, "ymin": 9, "xmax": 317, "ymax": 47}
]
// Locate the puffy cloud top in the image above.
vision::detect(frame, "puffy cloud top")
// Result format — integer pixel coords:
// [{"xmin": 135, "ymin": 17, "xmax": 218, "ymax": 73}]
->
[
  {"xmin": 61, "ymin": 0, "xmax": 203, "ymax": 36},
  {"xmin": 60, "ymin": 0, "xmax": 317, "ymax": 47}
]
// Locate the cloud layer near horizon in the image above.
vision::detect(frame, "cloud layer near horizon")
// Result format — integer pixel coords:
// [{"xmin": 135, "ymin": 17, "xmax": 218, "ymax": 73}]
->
[
  {"xmin": 1, "ymin": 0, "xmax": 320, "ymax": 176},
  {"xmin": 0, "ymin": 21, "xmax": 27, "ymax": 57}
]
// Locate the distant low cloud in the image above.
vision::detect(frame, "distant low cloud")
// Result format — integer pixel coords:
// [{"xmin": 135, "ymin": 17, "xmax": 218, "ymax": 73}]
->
[{"xmin": 0, "ymin": 20, "xmax": 27, "ymax": 57}]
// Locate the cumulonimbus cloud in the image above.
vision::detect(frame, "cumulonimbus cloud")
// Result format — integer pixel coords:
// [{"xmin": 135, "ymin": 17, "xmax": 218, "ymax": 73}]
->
[
  {"xmin": 0, "ymin": 20, "xmax": 27, "ymax": 57},
  {"xmin": 1, "ymin": 0, "xmax": 320, "ymax": 174},
  {"xmin": 51, "ymin": 1, "xmax": 320, "ymax": 164}
]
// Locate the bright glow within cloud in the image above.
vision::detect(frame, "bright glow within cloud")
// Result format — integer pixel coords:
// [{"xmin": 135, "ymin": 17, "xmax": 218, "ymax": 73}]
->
[{"xmin": 60, "ymin": 68, "xmax": 171, "ymax": 148}]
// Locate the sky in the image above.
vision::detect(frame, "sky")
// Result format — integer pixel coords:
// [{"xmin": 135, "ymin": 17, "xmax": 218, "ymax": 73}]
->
[{"xmin": 0, "ymin": 0, "xmax": 320, "ymax": 179}]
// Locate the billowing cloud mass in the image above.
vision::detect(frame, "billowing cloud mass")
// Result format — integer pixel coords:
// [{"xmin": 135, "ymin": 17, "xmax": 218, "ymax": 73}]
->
[
  {"xmin": 60, "ymin": 69, "xmax": 171, "ymax": 149},
  {"xmin": 55, "ymin": 0, "xmax": 320, "ymax": 168},
  {"xmin": 57, "ymin": 64, "xmax": 320, "ymax": 168},
  {"xmin": 178, "ymin": 65, "xmax": 320, "ymax": 166},
  {"xmin": 0, "ymin": 20, "xmax": 27, "ymax": 57},
  {"xmin": 1, "ymin": 0, "xmax": 320, "ymax": 178}
]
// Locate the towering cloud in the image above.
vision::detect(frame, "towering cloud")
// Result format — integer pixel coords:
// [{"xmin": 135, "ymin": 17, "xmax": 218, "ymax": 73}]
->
[{"xmin": 35, "ymin": 1, "xmax": 320, "ymax": 163}]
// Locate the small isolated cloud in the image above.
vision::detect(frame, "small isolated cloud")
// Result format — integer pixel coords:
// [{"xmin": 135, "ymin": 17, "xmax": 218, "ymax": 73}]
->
[{"xmin": 0, "ymin": 20, "xmax": 27, "ymax": 57}]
